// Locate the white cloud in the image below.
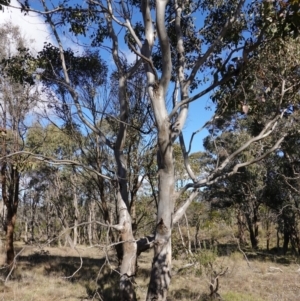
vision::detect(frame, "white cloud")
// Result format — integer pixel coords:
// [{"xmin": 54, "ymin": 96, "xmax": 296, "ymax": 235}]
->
[
  {"xmin": 0, "ymin": 0, "xmax": 55, "ymax": 53},
  {"xmin": 0, "ymin": 1, "xmax": 59, "ymax": 120},
  {"xmin": 28, "ymin": 83, "xmax": 58, "ymax": 117},
  {"xmin": 0, "ymin": 0, "xmax": 85, "ymax": 56},
  {"xmin": 122, "ymin": 49, "xmax": 138, "ymax": 65}
]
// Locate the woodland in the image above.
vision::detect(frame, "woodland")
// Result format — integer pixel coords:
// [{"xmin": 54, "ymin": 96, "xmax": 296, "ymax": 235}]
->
[{"xmin": 1, "ymin": 0, "xmax": 300, "ymax": 300}]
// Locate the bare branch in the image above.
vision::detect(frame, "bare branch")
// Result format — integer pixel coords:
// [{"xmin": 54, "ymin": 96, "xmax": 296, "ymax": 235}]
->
[
  {"xmin": 168, "ymin": 0, "xmax": 190, "ymax": 141},
  {"xmin": 141, "ymin": 0, "xmax": 156, "ymax": 87},
  {"xmin": 128, "ymin": 42, "xmax": 158, "ymax": 80},
  {"xmin": 173, "ymin": 189, "xmax": 199, "ymax": 224},
  {"xmin": 0, "ymin": 151, "xmax": 112, "ymax": 181},
  {"xmin": 215, "ymin": 112, "xmax": 285, "ymax": 172},
  {"xmin": 156, "ymin": 0, "xmax": 172, "ymax": 91},
  {"xmin": 179, "ymin": 133, "xmax": 197, "ymax": 182},
  {"xmin": 169, "ymin": 73, "xmax": 232, "ymax": 119}
]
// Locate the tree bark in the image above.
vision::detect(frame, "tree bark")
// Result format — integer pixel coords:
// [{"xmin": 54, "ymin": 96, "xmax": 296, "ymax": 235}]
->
[
  {"xmin": 283, "ymin": 221, "xmax": 289, "ymax": 255},
  {"xmin": 72, "ymin": 179, "xmax": 79, "ymax": 247},
  {"xmin": 237, "ymin": 209, "xmax": 246, "ymax": 245},
  {"xmin": 245, "ymin": 212, "xmax": 258, "ymax": 249},
  {"xmin": 88, "ymin": 202, "xmax": 93, "ymax": 246},
  {"xmin": 5, "ymin": 167, "xmax": 20, "ymax": 266},
  {"xmin": 147, "ymin": 117, "xmax": 174, "ymax": 301}
]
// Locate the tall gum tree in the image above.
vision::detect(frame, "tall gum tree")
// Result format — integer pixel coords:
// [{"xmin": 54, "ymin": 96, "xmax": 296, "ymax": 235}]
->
[
  {"xmin": 3, "ymin": 0, "xmax": 300, "ymax": 299},
  {"xmin": 0, "ymin": 22, "xmax": 40, "ymax": 265}
]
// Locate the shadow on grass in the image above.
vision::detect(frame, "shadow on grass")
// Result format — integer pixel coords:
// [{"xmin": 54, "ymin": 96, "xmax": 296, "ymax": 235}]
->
[
  {"xmin": 197, "ymin": 241, "xmax": 296, "ymax": 265},
  {"xmin": 0, "ymin": 249, "xmax": 121, "ymax": 300},
  {"xmin": 170, "ymin": 288, "xmax": 200, "ymax": 300}
]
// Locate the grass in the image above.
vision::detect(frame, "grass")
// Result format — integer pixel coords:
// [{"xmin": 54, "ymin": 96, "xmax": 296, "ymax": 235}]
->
[{"xmin": 1, "ymin": 240, "xmax": 300, "ymax": 300}]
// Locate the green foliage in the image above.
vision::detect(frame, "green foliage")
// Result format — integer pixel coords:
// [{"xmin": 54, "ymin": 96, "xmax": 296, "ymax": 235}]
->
[
  {"xmin": 26, "ymin": 123, "xmax": 80, "ymax": 159},
  {"xmin": 37, "ymin": 44, "xmax": 107, "ymax": 88},
  {"xmin": 1, "ymin": 47, "xmax": 34, "ymax": 85},
  {"xmin": 198, "ymin": 248, "xmax": 218, "ymax": 268}
]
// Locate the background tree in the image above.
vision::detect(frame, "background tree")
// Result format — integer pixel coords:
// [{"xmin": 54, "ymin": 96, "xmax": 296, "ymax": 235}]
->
[{"xmin": 0, "ymin": 22, "xmax": 40, "ymax": 265}]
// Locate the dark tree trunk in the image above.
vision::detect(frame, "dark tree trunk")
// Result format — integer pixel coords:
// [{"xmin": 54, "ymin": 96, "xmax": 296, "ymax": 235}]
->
[
  {"xmin": 290, "ymin": 224, "xmax": 300, "ymax": 255},
  {"xmin": 237, "ymin": 209, "xmax": 246, "ymax": 245},
  {"xmin": 245, "ymin": 213, "xmax": 258, "ymax": 249},
  {"xmin": 249, "ymin": 227, "xmax": 258, "ymax": 249},
  {"xmin": 266, "ymin": 219, "xmax": 270, "ymax": 251},
  {"xmin": 283, "ymin": 222, "xmax": 290, "ymax": 255},
  {"xmin": 5, "ymin": 168, "xmax": 20, "ymax": 266}
]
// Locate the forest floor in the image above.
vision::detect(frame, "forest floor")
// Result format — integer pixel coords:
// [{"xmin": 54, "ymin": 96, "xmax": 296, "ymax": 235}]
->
[{"xmin": 0, "ymin": 240, "xmax": 300, "ymax": 301}]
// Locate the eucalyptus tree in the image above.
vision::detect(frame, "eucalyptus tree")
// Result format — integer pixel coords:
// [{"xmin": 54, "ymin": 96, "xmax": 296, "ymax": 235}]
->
[
  {"xmin": 261, "ymin": 127, "xmax": 300, "ymax": 255},
  {"xmin": 0, "ymin": 22, "xmax": 40, "ymax": 265},
  {"xmin": 3, "ymin": 0, "xmax": 300, "ymax": 300},
  {"xmin": 205, "ymin": 28, "xmax": 300, "ymax": 250},
  {"xmin": 202, "ymin": 128, "xmax": 267, "ymax": 249}
]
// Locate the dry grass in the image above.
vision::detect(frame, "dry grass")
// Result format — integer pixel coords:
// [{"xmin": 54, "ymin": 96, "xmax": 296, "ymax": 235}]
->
[
  {"xmin": 1, "ymin": 241, "xmax": 300, "ymax": 300},
  {"xmin": 137, "ymin": 248, "xmax": 300, "ymax": 301}
]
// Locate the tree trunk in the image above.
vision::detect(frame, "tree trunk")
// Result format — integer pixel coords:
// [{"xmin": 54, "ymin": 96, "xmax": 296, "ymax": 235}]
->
[
  {"xmin": 24, "ymin": 218, "xmax": 28, "ymax": 244},
  {"xmin": 237, "ymin": 209, "xmax": 246, "ymax": 245},
  {"xmin": 283, "ymin": 222, "xmax": 289, "ymax": 255},
  {"xmin": 290, "ymin": 223, "xmax": 300, "ymax": 255},
  {"xmin": 5, "ymin": 168, "xmax": 20, "ymax": 266},
  {"xmin": 73, "ymin": 189, "xmax": 79, "ymax": 247},
  {"xmin": 6, "ymin": 209, "xmax": 17, "ymax": 265},
  {"xmin": 245, "ymin": 213, "xmax": 258, "ymax": 249},
  {"xmin": 147, "ymin": 120, "xmax": 175, "ymax": 301},
  {"xmin": 277, "ymin": 228, "xmax": 280, "ymax": 249},
  {"xmin": 88, "ymin": 203, "xmax": 93, "ymax": 246},
  {"xmin": 116, "ymin": 191, "xmax": 137, "ymax": 301},
  {"xmin": 266, "ymin": 219, "xmax": 270, "ymax": 251},
  {"xmin": 195, "ymin": 218, "xmax": 201, "ymax": 251},
  {"xmin": 30, "ymin": 194, "xmax": 37, "ymax": 243},
  {"xmin": 91, "ymin": 199, "xmax": 98, "ymax": 242}
]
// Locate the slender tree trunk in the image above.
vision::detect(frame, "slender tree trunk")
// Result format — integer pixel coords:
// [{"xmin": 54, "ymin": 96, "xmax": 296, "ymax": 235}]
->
[
  {"xmin": 24, "ymin": 218, "xmax": 28, "ymax": 244},
  {"xmin": 283, "ymin": 222, "xmax": 289, "ymax": 255},
  {"xmin": 237, "ymin": 209, "xmax": 246, "ymax": 245},
  {"xmin": 91, "ymin": 199, "xmax": 98, "ymax": 242},
  {"xmin": 73, "ymin": 188, "xmax": 79, "ymax": 247},
  {"xmin": 195, "ymin": 218, "xmax": 201, "ymax": 251},
  {"xmin": 46, "ymin": 199, "xmax": 51, "ymax": 244},
  {"xmin": 266, "ymin": 219, "xmax": 270, "ymax": 251},
  {"xmin": 30, "ymin": 195, "xmax": 38, "ymax": 243},
  {"xmin": 184, "ymin": 213, "xmax": 192, "ymax": 254},
  {"xmin": 245, "ymin": 213, "xmax": 258, "ymax": 249},
  {"xmin": 5, "ymin": 168, "xmax": 20, "ymax": 265},
  {"xmin": 88, "ymin": 203, "xmax": 93, "ymax": 246}
]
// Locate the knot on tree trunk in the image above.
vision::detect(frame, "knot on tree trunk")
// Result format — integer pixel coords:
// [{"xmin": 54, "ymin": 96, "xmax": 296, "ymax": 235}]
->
[{"xmin": 156, "ymin": 218, "xmax": 168, "ymax": 235}]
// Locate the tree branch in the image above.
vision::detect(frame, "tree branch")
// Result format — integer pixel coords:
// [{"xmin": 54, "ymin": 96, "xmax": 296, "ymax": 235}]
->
[
  {"xmin": 186, "ymin": 0, "xmax": 246, "ymax": 86},
  {"xmin": 0, "ymin": 150, "xmax": 112, "ymax": 180}
]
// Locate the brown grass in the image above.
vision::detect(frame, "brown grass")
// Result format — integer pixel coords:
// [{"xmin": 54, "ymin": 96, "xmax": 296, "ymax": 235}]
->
[{"xmin": 1, "ymin": 241, "xmax": 300, "ymax": 301}]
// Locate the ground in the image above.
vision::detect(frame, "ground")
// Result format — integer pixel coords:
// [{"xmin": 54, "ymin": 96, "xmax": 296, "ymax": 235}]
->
[{"xmin": 0, "ymin": 241, "xmax": 300, "ymax": 301}]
